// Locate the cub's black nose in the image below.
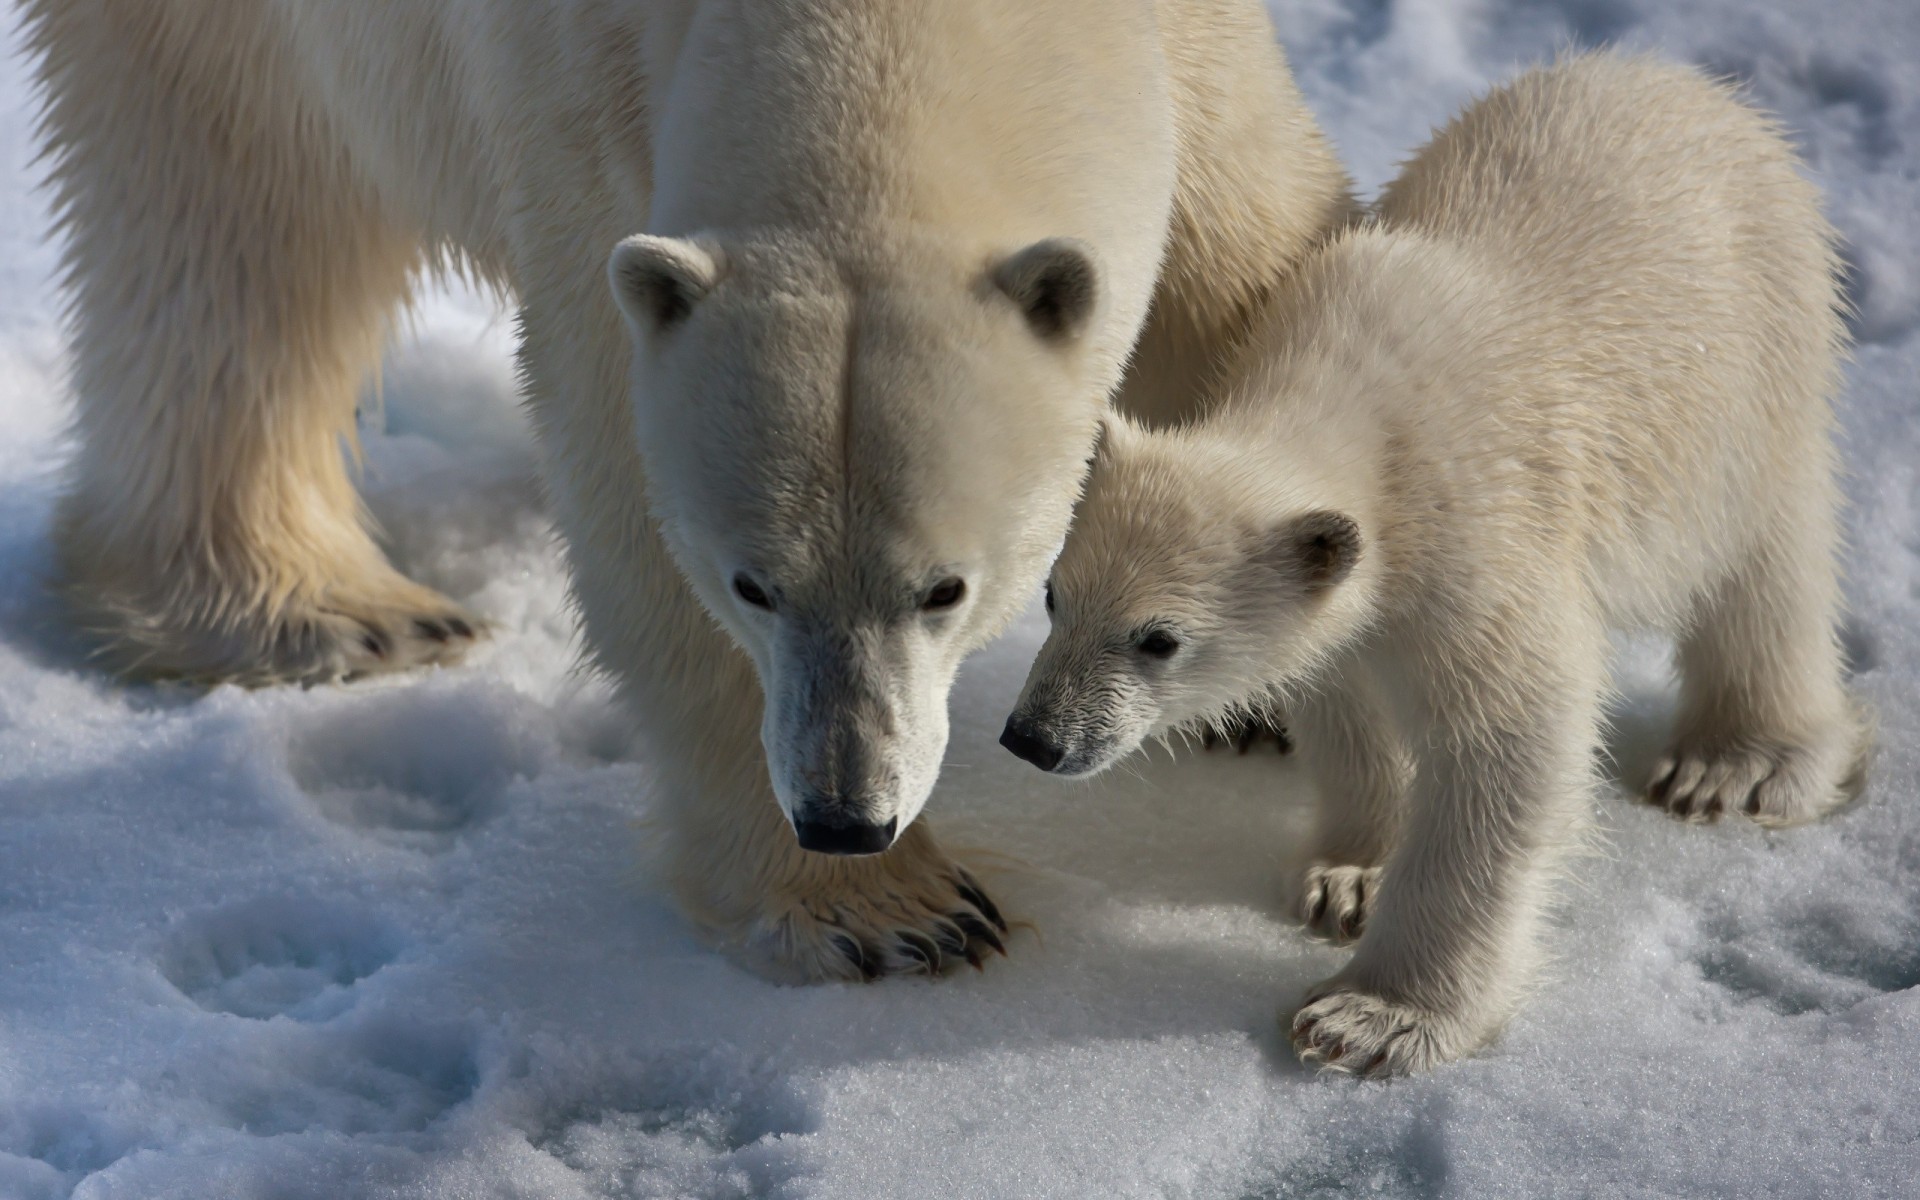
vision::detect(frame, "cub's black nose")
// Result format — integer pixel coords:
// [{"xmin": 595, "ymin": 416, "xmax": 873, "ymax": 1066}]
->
[
  {"xmin": 1000, "ymin": 717, "xmax": 1065, "ymax": 772},
  {"xmin": 792, "ymin": 813, "xmax": 898, "ymax": 856}
]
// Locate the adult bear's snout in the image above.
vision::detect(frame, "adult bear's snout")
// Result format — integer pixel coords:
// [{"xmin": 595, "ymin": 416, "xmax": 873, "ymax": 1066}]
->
[{"xmin": 792, "ymin": 812, "xmax": 899, "ymax": 856}]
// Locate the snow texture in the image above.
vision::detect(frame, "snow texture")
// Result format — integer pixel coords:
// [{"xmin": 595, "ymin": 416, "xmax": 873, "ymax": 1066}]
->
[{"xmin": 1, "ymin": 1, "xmax": 1917, "ymax": 1196}]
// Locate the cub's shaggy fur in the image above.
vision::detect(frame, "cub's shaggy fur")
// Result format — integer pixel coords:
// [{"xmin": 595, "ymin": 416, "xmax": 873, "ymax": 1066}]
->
[{"xmin": 1006, "ymin": 54, "xmax": 1866, "ymax": 1074}]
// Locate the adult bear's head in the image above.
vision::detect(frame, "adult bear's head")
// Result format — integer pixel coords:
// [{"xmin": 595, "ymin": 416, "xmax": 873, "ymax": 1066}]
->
[{"xmin": 609, "ymin": 228, "xmax": 1111, "ymax": 853}]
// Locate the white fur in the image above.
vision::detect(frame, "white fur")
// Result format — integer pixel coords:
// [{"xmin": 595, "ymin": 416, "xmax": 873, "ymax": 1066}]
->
[
  {"xmin": 24, "ymin": 0, "xmax": 1354, "ymax": 980},
  {"xmin": 1011, "ymin": 54, "xmax": 1867, "ymax": 1072}
]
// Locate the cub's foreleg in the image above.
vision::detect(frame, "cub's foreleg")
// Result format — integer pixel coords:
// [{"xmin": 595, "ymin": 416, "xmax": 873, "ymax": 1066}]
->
[
  {"xmin": 1292, "ymin": 660, "xmax": 1411, "ymax": 942},
  {"xmin": 1291, "ymin": 583, "xmax": 1602, "ymax": 1075}
]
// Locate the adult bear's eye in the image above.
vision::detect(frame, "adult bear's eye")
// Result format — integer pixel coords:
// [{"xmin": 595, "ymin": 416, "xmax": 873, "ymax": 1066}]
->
[
  {"xmin": 1044, "ymin": 581, "xmax": 1055, "ymax": 614},
  {"xmin": 733, "ymin": 574, "xmax": 774, "ymax": 610},
  {"xmin": 923, "ymin": 577, "xmax": 966, "ymax": 611},
  {"xmin": 1136, "ymin": 628, "xmax": 1180, "ymax": 658}
]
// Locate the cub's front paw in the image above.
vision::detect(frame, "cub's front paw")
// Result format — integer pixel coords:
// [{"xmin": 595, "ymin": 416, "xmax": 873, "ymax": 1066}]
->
[
  {"xmin": 1300, "ymin": 863, "xmax": 1380, "ymax": 942},
  {"xmin": 1288, "ymin": 979, "xmax": 1489, "ymax": 1077}
]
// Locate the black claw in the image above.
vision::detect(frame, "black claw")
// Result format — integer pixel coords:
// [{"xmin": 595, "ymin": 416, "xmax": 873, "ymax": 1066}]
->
[
  {"xmin": 952, "ymin": 911, "xmax": 1007, "ymax": 957},
  {"xmin": 446, "ymin": 616, "xmax": 475, "ymax": 639},
  {"xmin": 955, "ymin": 875, "xmax": 1008, "ymax": 933},
  {"xmin": 353, "ymin": 620, "xmax": 394, "ymax": 660},
  {"xmin": 828, "ymin": 931, "xmax": 860, "ymax": 965},
  {"xmin": 931, "ymin": 919, "xmax": 969, "ymax": 958},
  {"xmin": 896, "ymin": 930, "xmax": 940, "ymax": 974},
  {"xmin": 1306, "ymin": 890, "xmax": 1329, "ymax": 928},
  {"xmin": 1202, "ymin": 727, "xmax": 1220, "ymax": 749},
  {"xmin": 1237, "ymin": 723, "xmax": 1258, "ymax": 754},
  {"xmin": 414, "ymin": 618, "xmax": 450, "ymax": 643},
  {"xmin": 830, "ymin": 932, "xmax": 881, "ymax": 981}
]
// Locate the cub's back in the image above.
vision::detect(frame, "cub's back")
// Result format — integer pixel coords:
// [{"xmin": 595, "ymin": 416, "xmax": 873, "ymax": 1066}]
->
[
  {"xmin": 1376, "ymin": 53, "xmax": 1847, "ymax": 621},
  {"xmin": 1378, "ymin": 54, "xmax": 1835, "ymax": 325}
]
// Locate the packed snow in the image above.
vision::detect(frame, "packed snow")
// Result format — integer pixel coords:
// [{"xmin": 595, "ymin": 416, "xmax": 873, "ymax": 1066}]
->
[{"xmin": 1, "ymin": 0, "xmax": 1917, "ymax": 1196}]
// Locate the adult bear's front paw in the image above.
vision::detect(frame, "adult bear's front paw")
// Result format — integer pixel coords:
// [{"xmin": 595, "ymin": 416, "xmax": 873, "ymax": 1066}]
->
[
  {"xmin": 1288, "ymin": 974, "xmax": 1494, "ymax": 1077},
  {"xmin": 731, "ymin": 826, "xmax": 1013, "ymax": 983}
]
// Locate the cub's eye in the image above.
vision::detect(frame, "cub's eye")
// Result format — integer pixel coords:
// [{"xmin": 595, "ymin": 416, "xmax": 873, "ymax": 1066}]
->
[
  {"xmin": 1044, "ymin": 581, "xmax": 1055, "ymax": 614},
  {"xmin": 923, "ymin": 577, "xmax": 967, "ymax": 611},
  {"xmin": 733, "ymin": 574, "xmax": 774, "ymax": 610},
  {"xmin": 1136, "ymin": 629, "xmax": 1181, "ymax": 659}
]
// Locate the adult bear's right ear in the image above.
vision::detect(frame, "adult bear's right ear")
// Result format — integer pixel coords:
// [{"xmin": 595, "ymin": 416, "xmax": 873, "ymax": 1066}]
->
[
  {"xmin": 608, "ymin": 235, "xmax": 723, "ymax": 330},
  {"xmin": 993, "ymin": 238, "xmax": 1101, "ymax": 342}
]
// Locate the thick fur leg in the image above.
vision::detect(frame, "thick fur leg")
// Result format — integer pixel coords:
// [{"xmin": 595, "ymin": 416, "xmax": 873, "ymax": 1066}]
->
[
  {"xmin": 29, "ymin": 1, "xmax": 478, "ymax": 684},
  {"xmin": 1291, "ymin": 604, "xmax": 1600, "ymax": 1076},
  {"xmin": 1653, "ymin": 512, "xmax": 1866, "ymax": 826},
  {"xmin": 1292, "ymin": 664, "xmax": 1410, "ymax": 942}
]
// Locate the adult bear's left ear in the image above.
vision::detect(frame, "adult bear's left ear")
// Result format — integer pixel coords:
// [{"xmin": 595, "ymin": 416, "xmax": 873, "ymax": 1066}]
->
[
  {"xmin": 609, "ymin": 235, "xmax": 724, "ymax": 330},
  {"xmin": 993, "ymin": 238, "xmax": 1101, "ymax": 341}
]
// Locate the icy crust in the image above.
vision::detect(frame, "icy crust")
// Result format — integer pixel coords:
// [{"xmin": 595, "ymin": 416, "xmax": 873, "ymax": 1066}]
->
[{"xmin": 1, "ymin": 1, "xmax": 1918, "ymax": 1196}]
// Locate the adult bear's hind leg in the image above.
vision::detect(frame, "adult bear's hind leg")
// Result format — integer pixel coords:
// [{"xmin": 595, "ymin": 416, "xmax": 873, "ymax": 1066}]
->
[{"xmin": 28, "ymin": 1, "xmax": 480, "ymax": 684}]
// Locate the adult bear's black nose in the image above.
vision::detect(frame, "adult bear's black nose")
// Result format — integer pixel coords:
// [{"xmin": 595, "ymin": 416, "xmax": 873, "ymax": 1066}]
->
[
  {"xmin": 1000, "ymin": 716, "xmax": 1065, "ymax": 772},
  {"xmin": 792, "ymin": 812, "xmax": 898, "ymax": 856}
]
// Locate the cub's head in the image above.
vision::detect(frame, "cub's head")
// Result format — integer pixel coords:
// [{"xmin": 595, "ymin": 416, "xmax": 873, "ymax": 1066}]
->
[
  {"xmin": 609, "ymin": 228, "xmax": 1112, "ymax": 853},
  {"xmin": 1002, "ymin": 417, "xmax": 1375, "ymax": 777}
]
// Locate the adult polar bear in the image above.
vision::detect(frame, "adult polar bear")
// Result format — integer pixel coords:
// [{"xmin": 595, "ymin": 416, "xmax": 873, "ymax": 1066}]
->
[{"xmin": 26, "ymin": 0, "xmax": 1352, "ymax": 979}]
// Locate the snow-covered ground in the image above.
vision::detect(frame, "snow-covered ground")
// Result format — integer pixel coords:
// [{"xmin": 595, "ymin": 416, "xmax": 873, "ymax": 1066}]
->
[{"xmin": 1, "ymin": 1, "xmax": 1917, "ymax": 1196}]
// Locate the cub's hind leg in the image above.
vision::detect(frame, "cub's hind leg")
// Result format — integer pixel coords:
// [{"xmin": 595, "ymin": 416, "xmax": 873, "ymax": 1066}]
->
[
  {"xmin": 1650, "ymin": 504, "xmax": 1867, "ymax": 826},
  {"xmin": 30, "ymin": 1, "xmax": 480, "ymax": 683}
]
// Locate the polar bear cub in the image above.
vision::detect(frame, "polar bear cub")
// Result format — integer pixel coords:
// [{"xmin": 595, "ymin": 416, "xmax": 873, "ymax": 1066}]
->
[{"xmin": 1001, "ymin": 54, "xmax": 1867, "ymax": 1075}]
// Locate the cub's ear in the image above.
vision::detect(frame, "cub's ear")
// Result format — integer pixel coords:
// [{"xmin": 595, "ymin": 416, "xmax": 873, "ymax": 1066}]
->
[
  {"xmin": 1258, "ymin": 510, "xmax": 1363, "ymax": 593},
  {"xmin": 608, "ymin": 235, "xmax": 722, "ymax": 330},
  {"xmin": 993, "ymin": 238, "xmax": 1101, "ymax": 341}
]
